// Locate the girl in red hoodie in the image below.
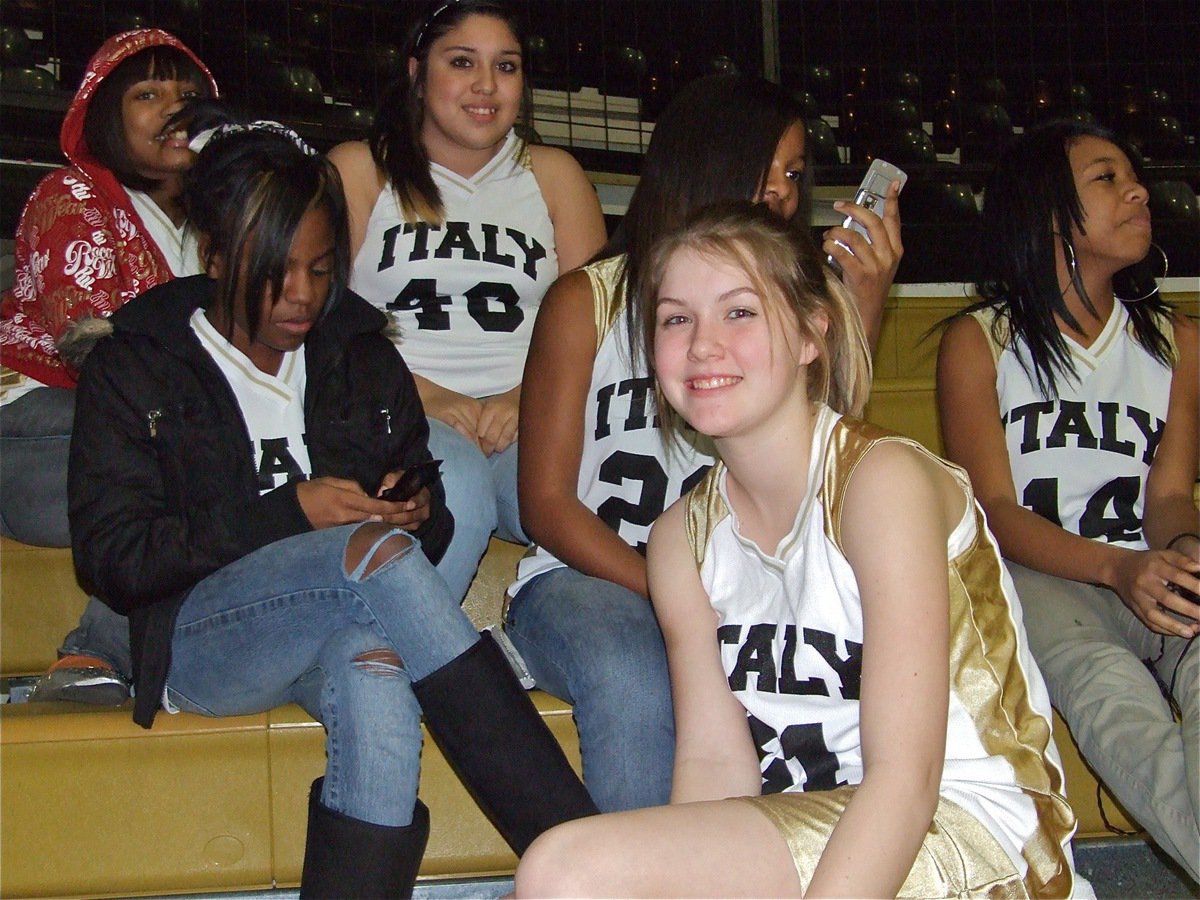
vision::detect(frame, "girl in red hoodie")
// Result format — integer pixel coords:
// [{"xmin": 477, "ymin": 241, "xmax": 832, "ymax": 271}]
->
[{"xmin": 0, "ymin": 29, "xmax": 216, "ymax": 700}]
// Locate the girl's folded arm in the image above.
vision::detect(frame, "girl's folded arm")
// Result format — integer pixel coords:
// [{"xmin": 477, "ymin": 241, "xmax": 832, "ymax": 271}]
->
[
  {"xmin": 938, "ymin": 313, "xmax": 1198, "ymax": 634},
  {"xmin": 937, "ymin": 314, "xmax": 1122, "ymax": 581}
]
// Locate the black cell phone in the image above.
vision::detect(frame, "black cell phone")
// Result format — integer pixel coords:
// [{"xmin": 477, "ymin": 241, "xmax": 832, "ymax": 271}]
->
[{"xmin": 380, "ymin": 458, "xmax": 442, "ymax": 502}]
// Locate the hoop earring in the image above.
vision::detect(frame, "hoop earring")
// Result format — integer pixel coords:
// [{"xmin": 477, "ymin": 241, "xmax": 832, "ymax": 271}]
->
[
  {"xmin": 1114, "ymin": 242, "xmax": 1169, "ymax": 303},
  {"xmin": 1056, "ymin": 235, "xmax": 1082, "ymax": 296}
]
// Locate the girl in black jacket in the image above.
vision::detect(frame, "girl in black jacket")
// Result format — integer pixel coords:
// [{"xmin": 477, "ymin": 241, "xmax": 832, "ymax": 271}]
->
[{"xmin": 68, "ymin": 122, "xmax": 595, "ymax": 898}]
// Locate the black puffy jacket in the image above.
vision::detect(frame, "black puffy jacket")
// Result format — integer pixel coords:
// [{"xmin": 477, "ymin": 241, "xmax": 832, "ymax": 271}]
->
[{"xmin": 69, "ymin": 275, "xmax": 451, "ymax": 727}]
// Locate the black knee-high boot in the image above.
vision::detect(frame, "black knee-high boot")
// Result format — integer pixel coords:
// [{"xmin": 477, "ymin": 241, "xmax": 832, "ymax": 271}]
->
[
  {"xmin": 413, "ymin": 633, "xmax": 599, "ymax": 855},
  {"xmin": 299, "ymin": 778, "xmax": 430, "ymax": 899}
]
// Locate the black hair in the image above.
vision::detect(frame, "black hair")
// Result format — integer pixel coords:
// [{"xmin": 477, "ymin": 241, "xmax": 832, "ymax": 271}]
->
[
  {"xmin": 82, "ymin": 44, "xmax": 212, "ymax": 191},
  {"xmin": 965, "ymin": 118, "xmax": 1173, "ymax": 398},
  {"xmin": 164, "ymin": 96, "xmax": 240, "ymax": 140},
  {"xmin": 184, "ymin": 126, "xmax": 350, "ymax": 344},
  {"xmin": 604, "ymin": 74, "xmax": 810, "ymax": 358},
  {"xmin": 368, "ymin": 0, "xmax": 531, "ymax": 224}
]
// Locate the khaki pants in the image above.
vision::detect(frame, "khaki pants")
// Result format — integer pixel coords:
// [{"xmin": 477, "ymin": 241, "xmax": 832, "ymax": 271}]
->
[{"xmin": 1010, "ymin": 562, "xmax": 1199, "ymax": 883}]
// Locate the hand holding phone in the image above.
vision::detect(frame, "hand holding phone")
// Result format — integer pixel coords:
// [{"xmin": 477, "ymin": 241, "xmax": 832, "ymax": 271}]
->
[
  {"xmin": 380, "ymin": 458, "xmax": 442, "ymax": 502},
  {"xmin": 827, "ymin": 158, "xmax": 907, "ymax": 276}
]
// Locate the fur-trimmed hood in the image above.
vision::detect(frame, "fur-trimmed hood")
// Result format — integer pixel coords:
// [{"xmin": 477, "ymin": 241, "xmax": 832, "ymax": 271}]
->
[{"xmin": 55, "ymin": 316, "xmax": 114, "ymax": 372}]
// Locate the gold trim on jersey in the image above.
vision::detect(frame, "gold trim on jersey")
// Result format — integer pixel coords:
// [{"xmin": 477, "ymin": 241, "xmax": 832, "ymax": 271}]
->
[
  {"xmin": 820, "ymin": 415, "xmax": 895, "ymax": 548},
  {"xmin": 191, "ymin": 310, "xmax": 302, "ymax": 403},
  {"xmin": 826, "ymin": 417, "xmax": 1076, "ymax": 896},
  {"xmin": 967, "ymin": 306, "xmax": 1010, "ymax": 368},
  {"xmin": 1162, "ymin": 308, "xmax": 1180, "ymax": 360},
  {"xmin": 947, "ymin": 506, "xmax": 1077, "ymax": 896},
  {"xmin": 682, "ymin": 414, "xmax": 1077, "ymax": 896},
  {"xmin": 683, "ymin": 462, "xmax": 730, "ymax": 569},
  {"xmin": 432, "ymin": 131, "xmax": 524, "ymax": 196},
  {"xmin": 584, "ymin": 254, "xmax": 629, "ymax": 353},
  {"xmin": 516, "ymin": 140, "xmax": 533, "ymax": 172}
]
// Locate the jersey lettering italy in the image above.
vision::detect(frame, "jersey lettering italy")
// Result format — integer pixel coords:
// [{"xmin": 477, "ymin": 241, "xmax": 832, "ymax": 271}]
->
[
  {"xmin": 970, "ymin": 302, "xmax": 1173, "ymax": 550},
  {"xmin": 351, "ymin": 131, "xmax": 557, "ymax": 398},
  {"xmin": 683, "ymin": 406, "xmax": 1076, "ymax": 894}
]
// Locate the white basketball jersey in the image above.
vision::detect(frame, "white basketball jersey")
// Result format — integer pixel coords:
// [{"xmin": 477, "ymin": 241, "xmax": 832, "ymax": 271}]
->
[
  {"xmin": 511, "ymin": 254, "xmax": 715, "ymax": 593},
  {"xmin": 969, "ymin": 303, "xmax": 1174, "ymax": 550},
  {"xmin": 684, "ymin": 406, "xmax": 1076, "ymax": 895},
  {"xmin": 191, "ymin": 309, "xmax": 311, "ymax": 492},
  {"xmin": 126, "ymin": 188, "xmax": 203, "ymax": 278},
  {"xmin": 350, "ymin": 132, "xmax": 557, "ymax": 398}
]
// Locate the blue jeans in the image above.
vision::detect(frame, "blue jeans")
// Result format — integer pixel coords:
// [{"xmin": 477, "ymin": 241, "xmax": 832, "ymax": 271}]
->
[
  {"xmin": 504, "ymin": 566, "xmax": 674, "ymax": 812},
  {"xmin": 54, "ymin": 421, "xmax": 515, "ymax": 678},
  {"xmin": 426, "ymin": 418, "xmax": 527, "ymax": 602},
  {"xmin": 0, "ymin": 386, "xmax": 74, "ymax": 547},
  {"xmin": 0, "ymin": 388, "xmax": 127, "ymax": 679},
  {"xmin": 60, "ymin": 596, "xmax": 133, "ymax": 676},
  {"xmin": 164, "ymin": 523, "xmax": 481, "ymax": 827}
]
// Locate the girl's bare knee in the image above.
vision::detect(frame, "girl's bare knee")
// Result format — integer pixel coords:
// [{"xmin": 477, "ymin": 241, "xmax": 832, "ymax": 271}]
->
[
  {"xmin": 514, "ymin": 823, "xmax": 595, "ymax": 898},
  {"xmin": 345, "ymin": 523, "xmax": 413, "ymax": 579},
  {"xmin": 352, "ymin": 647, "xmax": 404, "ymax": 675},
  {"xmin": 320, "ymin": 625, "xmax": 405, "ymax": 675}
]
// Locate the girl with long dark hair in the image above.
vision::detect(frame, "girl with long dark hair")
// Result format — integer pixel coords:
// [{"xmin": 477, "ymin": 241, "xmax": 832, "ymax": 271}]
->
[
  {"xmin": 329, "ymin": 0, "xmax": 606, "ymax": 601},
  {"xmin": 937, "ymin": 119, "xmax": 1198, "ymax": 881}
]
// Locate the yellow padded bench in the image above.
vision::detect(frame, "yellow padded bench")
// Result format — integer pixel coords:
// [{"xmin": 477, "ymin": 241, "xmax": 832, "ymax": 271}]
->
[
  {"xmin": 1, "ymin": 536, "xmax": 565, "ymax": 899},
  {"xmin": 6, "ymin": 284, "xmax": 1195, "ymax": 898}
]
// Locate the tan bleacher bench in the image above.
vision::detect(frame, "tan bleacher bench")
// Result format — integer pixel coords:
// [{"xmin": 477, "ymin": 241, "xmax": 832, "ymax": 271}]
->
[
  {"xmin": 1, "ymin": 535, "xmax": 572, "ymax": 899},
  {"xmin": 5, "ymin": 287, "xmax": 1194, "ymax": 899}
]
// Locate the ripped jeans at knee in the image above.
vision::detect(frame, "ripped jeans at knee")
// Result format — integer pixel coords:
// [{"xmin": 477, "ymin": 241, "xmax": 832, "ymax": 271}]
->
[
  {"xmin": 166, "ymin": 523, "xmax": 478, "ymax": 710},
  {"xmin": 162, "ymin": 524, "xmax": 482, "ymax": 823},
  {"xmin": 162, "ymin": 525, "xmax": 480, "ymax": 715}
]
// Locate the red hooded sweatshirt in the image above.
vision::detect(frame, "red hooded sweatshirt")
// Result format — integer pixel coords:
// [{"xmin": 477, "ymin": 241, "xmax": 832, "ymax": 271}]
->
[{"xmin": 0, "ymin": 29, "xmax": 217, "ymax": 388}]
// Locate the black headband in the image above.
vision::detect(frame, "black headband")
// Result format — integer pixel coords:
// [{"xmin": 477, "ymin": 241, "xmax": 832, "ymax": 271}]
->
[{"xmin": 413, "ymin": 0, "xmax": 462, "ymax": 52}]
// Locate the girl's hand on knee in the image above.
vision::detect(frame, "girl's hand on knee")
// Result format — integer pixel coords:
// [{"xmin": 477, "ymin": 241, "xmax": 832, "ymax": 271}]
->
[
  {"xmin": 298, "ymin": 477, "xmax": 394, "ymax": 530},
  {"xmin": 1109, "ymin": 548, "xmax": 1200, "ymax": 637},
  {"xmin": 477, "ymin": 388, "xmax": 519, "ymax": 455},
  {"xmin": 1168, "ymin": 532, "xmax": 1200, "ymax": 565}
]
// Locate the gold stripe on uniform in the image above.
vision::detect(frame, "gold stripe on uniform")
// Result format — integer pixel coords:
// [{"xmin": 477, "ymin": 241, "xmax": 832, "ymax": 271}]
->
[
  {"xmin": 585, "ymin": 254, "xmax": 628, "ymax": 352},
  {"xmin": 822, "ymin": 417, "xmax": 1076, "ymax": 897}
]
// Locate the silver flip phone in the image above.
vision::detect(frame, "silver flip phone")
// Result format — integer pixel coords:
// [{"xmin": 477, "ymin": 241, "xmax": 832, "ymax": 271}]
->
[{"xmin": 827, "ymin": 157, "xmax": 907, "ymax": 275}]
